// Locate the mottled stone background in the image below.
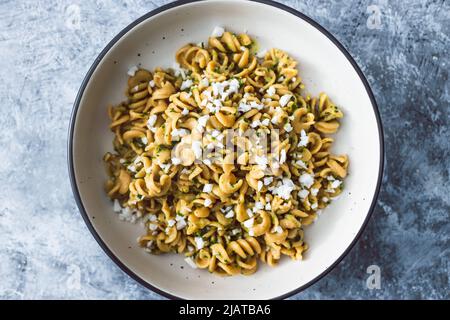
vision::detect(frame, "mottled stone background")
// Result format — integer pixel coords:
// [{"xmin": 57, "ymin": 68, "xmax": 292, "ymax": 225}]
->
[{"xmin": 0, "ymin": 0, "xmax": 448, "ymax": 300}]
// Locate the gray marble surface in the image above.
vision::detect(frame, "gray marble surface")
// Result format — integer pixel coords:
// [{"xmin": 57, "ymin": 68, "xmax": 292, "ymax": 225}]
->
[{"xmin": 0, "ymin": 0, "xmax": 448, "ymax": 300}]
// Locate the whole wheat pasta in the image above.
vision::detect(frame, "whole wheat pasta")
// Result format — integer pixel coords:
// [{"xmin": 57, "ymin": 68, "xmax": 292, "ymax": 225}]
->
[{"xmin": 103, "ymin": 28, "xmax": 349, "ymax": 275}]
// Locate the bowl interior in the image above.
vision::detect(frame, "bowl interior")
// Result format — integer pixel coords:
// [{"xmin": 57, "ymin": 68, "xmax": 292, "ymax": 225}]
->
[{"xmin": 70, "ymin": 0, "xmax": 382, "ymax": 300}]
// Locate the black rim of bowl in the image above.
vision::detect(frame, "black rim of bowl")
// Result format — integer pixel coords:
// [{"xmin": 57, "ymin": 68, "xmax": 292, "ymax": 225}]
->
[{"xmin": 67, "ymin": 0, "xmax": 385, "ymax": 300}]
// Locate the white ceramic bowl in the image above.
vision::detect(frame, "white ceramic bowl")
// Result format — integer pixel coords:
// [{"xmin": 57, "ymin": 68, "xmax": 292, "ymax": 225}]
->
[{"xmin": 68, "ymin": 0, "xmax": 384, "ymax": 300}]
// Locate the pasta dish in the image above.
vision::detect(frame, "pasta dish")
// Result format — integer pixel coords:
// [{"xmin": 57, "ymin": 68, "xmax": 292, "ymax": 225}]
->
[{"xmin": 103, "ymin": 27, "xmax": 348, "ymax": 275}]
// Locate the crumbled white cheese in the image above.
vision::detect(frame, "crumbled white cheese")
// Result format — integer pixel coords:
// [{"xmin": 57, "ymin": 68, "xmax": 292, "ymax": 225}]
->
[
  {"xmin": 203, "ymin": 89, "xmax": 213, "ymax": 100},
  {"xmin": 204, "ymin": 198, "xmax": 212, "ymax": 207},
  {"xmin": 167, "ymin": 219, "xmax": 176, "ymax": 227},
  {"xmin": 243, "ymin": 218, "xmax": 254, "ymax": 228},
  {"xmin": 194, "ymin": 236, "xmax": 205, "ymax": 249},
  {"xmin": 171, "ymin": 157, "xmax": 181, "ymax": 165},
  {"xmin": 232, "ymin": 228, "xmax": 240, "ymax": 235},
  {"xmin": 322, "ymin": 197, "xmax": 329, "ymax": 203},
  {"xmin": 311, "ymin": 202, "xmax": 318, "ymax": 210},
  {"xmin": 158, "ymin": 163, "xmax": 171, "ymax": 173},
  {"xmin": 298, "ymin": 189, "xmax": 309, "ymax": 199},
  {"xmin": 192, "ymin": 141, "xmax": 203, "ymax": 159},
  {"xmin": 211, "ymin": 82, "xmax": 222, "ymax": 97},
  {"xmin": 149, "ymin": 80, "xmax": 155, "ymax": 87},
  {"xmin": 133, "ymin": 156, "xmax": 142, "ymax": 165},
  {"xmin": 250, "ymin": 101, "xmax": 264, "ymax": 110},
  {"xmin": 216, "ymin": 142, "xmax": 224, "ymax": 149},
  {"xmin": 298, "ymin": 130, "xmax": 309, "ymax": 147},
  {"xmin": 257, "ymin": 180, "xmax": 263, "ymax": 192},
  {"xmin": 251, "ymin": 119, "xmax": 261, "ymax": 128},
  {"xmin": 181, "ymin": 108, "xmax": 189, "ymax": 116},
  {"xmin": 118, "ymin": 206, "xmax": 138, "ymax": 223},
  {"xmin": 255, "ymin": 155, "xmax": 268, "ymax": 166},
  {"xmin": 200, "ymin": 98, "xmax": 208, "ymax": 107},
  {"xmin": 254, "ymin": 201, "xmax": 264, "ymax": 211},
  {"xmin": 127, "ymin": 164, "xmax": 136, "ymax": 172},
  {"xmin": 200, "ymin": 77, "xmax": 209, "ymax": 87},
  {"xmin": 311, "ymin": 188, "xmax": 319, "ymax": 196},
  {"xmin": 211, "ymin": 26, "xmax": 225, "ymax": 37},
  {"xmin": 274, "ymin": 225, "xmax": 283, "ymax": 234},
  {"xmin": 284, "ymin": 123, "xmax": 293, "ymax": 132},
  {"xmin": 296, "ymin": 159, "xmax": 307, "ymax": 169},
  {"xmin": 172, "ymin": 62, "xmax": 186, "ymax": 79},
  {"xmin": 271, "ymin": 115, "xmax": 279, "ymax": 125},
  {"xmin": 196, "ymin": 115, "xmax": 210, "ymax": 131},
  {"xmin": 299, "ymin": 173, "xmax": 314, "ymax": 189},
  {"xmin": 119, "ymin": 158, "xmax": 126, "ymax": 164},
  {"xmin": 127, "ymin": 65, "xmax": 139, "ymax": 76},
  {"xmin": 265, "ymin": 202, "xmax": 272, "ymax": 211},
  {"xmin": 171, "ymin": 128, "xmax": 189, "ymax": 140},
  {"xmin": 211, "ymin": 129, "xmax": 221, "ymax": 138},
  {"xmin": 267, "ymin": 86, "xmax": 276, "ymax": 97},
  {"xmin": 220, "ymin": 206, "xmax": 230, "ymax": 213},
  {"xmin": 228, "ymin": 78, "xmax": 240, "ymax": 94},
  {"xmin": 215, "ymin": 133, "xmax": 224, "ymax": 142},
  {"xmin": 210, "ymin": 79, "xmax": 240, "ymax": 100},
  {"xmin": 257, "ymin": 49, "xmax": 267, "ymax": 59},
  {"xmin": 145, "ymin": 240, "xmax": 153, "ymax": 248},
  {"xmin": 280, "ymin": 149, "xmax": 287, "ymax": 164},
  {"xmin": 225, "ymin": 210, "xmax": 234, "ymax": 219},
  {"xmin": 327, "ymin": 175, "xmax": 336, "ymax": 181},
  {"xmin": 331, "ymin": 180, "xmax": 342, "ymax": 189},
  {"xmin": 180, "ymin": 79, "xmax": 193, "ymax": 91},
  {"xmin": 141, "ymin": 136, "xmax": 148, "ymax": 145},
  {"xmin": 149, "ymin": 214, "xmax": 157, "ymax": 222},
  {"xmin": 271, "ymin": 107, "xmax": 283, "ymax": 125},
  {"xmin": 272, "ymin": 178, "xmax": 296, "ymax": 200},
  {"xmin": 263, "ymin": 176, "xmax": 273, "ymax": 186},
  {"xmin": 279, "ymin": 94, "xmax": 292, "ymax": 107},
  {"xmin": 113, "ymin": 199, "xmax": 122, "ymax": 213},
  {"xmin": 147, "ymin": 114, "xmax": 157, "ymax": 129},
  {"xmin": 238, "ymin": 101, "xmax": 252, "ymax": 113},
  {"xmin": 248, "ymin": 229, "xmax": 255, "ymax": 236},
  {"xmin": 203, "ymin": 184, "xmax": 213, "ymax": 193},
  {"xmin": 149, "ymin": 223, "xmax": 158, "ymax": 231},
  {"xmin": 176, "ymin": 219, "xmax": 187, "ymax": 230},
  {"xmin": 184, "ymin": 257, "xmax": 197, "ymax": 269},
  {"xmin": 246, "ymin": 208, "xmax": 254, "ymax": 217},
  {"xmin": 238, "ymin": 100, "xmax": 263, "ymax": 113}
]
